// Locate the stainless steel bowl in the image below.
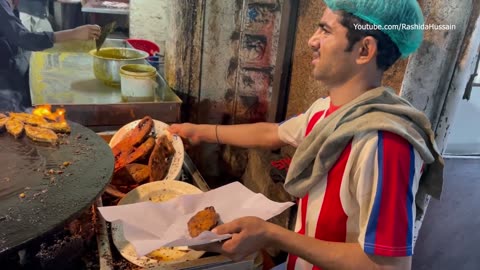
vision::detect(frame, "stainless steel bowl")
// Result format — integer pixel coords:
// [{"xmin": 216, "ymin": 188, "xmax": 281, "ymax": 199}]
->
[{"xmin": 89, "ymin": 47, "xmax": 149, "ymax": 86}]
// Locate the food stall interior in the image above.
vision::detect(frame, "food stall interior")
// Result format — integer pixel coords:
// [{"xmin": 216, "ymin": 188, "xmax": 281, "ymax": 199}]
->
[
  {"xmin": 1, "ymin": 0, "xmax": 476, "ymax": 269},
  {"xmin": 0, "ymin": 1, "xmax": 287, "ymax": 269}
]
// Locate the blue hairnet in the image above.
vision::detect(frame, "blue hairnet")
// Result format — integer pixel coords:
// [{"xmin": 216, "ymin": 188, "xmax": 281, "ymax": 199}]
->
[{"xmin": 324, "ymin": 0, "xmax": 424, "ymax": 57}]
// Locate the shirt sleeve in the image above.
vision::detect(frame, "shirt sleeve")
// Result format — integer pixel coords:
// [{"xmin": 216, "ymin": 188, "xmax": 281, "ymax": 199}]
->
[
  {"xmin": 0, "ymin": 1, "xmax": 54, "ymax": 51},
  {"xmin": 354, "ymin": 131, "xmax": 422, "ymax": 257},
  {"xmin": 277, "ymin": 98, "xmax": 330, "ymax": 147}
]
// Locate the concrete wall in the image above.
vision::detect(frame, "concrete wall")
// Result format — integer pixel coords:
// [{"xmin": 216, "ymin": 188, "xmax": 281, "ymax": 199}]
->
[
  {"xmin": 445, "ymin": 62, "xmax": 480, "ymax": 155},
  {"xmin": 165, "ymin": 1, "xmax": 285, "ymax": 183},
  {"xmin": 445, "ymin": 86, "xmax": 480, "ymax": 155},
  {"xmin": 129, "ymin": 0, "xmax": 169, "ymax": 54}
]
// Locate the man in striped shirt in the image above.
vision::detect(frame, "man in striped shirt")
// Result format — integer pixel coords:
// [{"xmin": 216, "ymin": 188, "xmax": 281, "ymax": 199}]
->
[{"xmin": 169, "ymin": 1, "xmax": 436, "ymax": 269}]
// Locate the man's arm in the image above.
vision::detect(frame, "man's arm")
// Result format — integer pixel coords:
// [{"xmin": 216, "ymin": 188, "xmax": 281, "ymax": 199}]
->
[
  {"xmin": 0, "ymin": 1, "xmax": 100, "ymax": 51},
  {"xmin": 169, "ymin": 122, "xmax": 287, "ymax": 149},
  {"xmin": 169, "ymin": 99, "xmax": 325, "ymax": 149},
  {"xmin": 207, "ymin": 217, "xmax": 410, "ymax": 270},
  {"xmin": 53, "ymin": 25, "xmax": 101, "ymax": 43},
  {"xmin": 268, "ymin": 222, "xmax": 411, "ymax": 270}
]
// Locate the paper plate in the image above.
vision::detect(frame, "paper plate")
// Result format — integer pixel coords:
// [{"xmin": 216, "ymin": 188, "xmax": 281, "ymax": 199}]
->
[
  {"xmin": 111, "ymin": 180, "xmax": 205, "ymax": 268},
  {"xmin": 109, "ymin": 119, "xmax": 184, "ymax": 180}
]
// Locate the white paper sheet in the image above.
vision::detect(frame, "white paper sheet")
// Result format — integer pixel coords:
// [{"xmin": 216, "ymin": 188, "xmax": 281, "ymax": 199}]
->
[{"xmin": 98, "ymin": 181, "xmax": 294, "ymax": 256}]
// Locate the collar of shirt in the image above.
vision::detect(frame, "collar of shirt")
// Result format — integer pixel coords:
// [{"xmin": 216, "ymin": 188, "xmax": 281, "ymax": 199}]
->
[{"xmin": 326, "ymin": 101, "xmax": 341, "ymax": 117}]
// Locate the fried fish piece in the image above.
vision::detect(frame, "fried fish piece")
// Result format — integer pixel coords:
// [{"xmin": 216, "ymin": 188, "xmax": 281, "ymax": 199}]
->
[
  {"xmin": 113, "ymin": 116, "xmax": 154, "ymax": 171},
  {"xmin": 25, "ymin": 125, "xmax": 58, "ymax": 144},
  {"xmin": 39, "ymin": 121, "xmax": 71, "ymax": 133},
  {"xmin": 112, "ymin": 163, "xmax": 150, "ymax": 185},
  {"xmin": 0, "ymin": 117, "xmax": 8, "ymax": 130},
  {"xmin": 8, "ymin": 112, "xmax": 70, "ymax": 133},
  {"xmin": 6, "ymin": 118, "xmax": 24, "ymax": 138},
  {"xmin": 148, "ymin": 135, "xmax": 176, "ymax": 181},
  {"xmin": 187, "ymin": 206, "xmax": 219, "ymax": 238},
  {"xmin": 9, "ymin": 112, "xmax": 47, "ymax": 126},
  {"xmin": 147, "ymin": 248, "xmax": 188, "ymax": 262},
  {"xmin": 0, "ymin": 113, "xmax": 6, "ymax": 119}
]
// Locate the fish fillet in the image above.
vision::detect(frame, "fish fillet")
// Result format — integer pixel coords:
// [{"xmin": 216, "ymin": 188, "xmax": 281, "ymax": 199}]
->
[
  {"xmin": 6, "ymin": 118, "xmax": 24, "ymax": 138},
  {"xmin": 0, "ymin": 117, "xmax": 8, "ymax": 130},
  {"xmin": 25, "ymin": 125, "xmax": 58, "ymax": 144},
  {"xmin": 187, "ymin": 206, "xmax": 219, "ymax": 238},
  {"xmin": 39, "ymin": 121, "xmax": 71, "ymax": 133},
  {"xmin": 9, "ymin": 112, "xmax": 47, "ymax": 126},
  {"xmin": 148, "ymin": 135, "xmax": 175, "ymax": 181}
]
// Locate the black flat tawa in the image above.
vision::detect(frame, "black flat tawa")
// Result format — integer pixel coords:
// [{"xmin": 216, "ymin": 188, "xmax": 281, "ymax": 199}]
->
[{"xmin": 0, "ymin": 121, "xmax": 114, "ymax": 255}]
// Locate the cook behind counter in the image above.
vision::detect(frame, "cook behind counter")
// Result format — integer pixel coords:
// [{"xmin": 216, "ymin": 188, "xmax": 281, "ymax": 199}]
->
[
  {"xmin": 0, "ymin": 0, "xmax": 54, "ymax": 70},
  {"xmin": 0, "ymin": 0, "xmax": 55, "ymax": 111}
]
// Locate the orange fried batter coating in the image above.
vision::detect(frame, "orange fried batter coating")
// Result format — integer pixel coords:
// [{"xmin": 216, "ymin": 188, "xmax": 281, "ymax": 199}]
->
[{"xmin": 187, "ymin": 206, "xmax": 219, "ymax": 238}]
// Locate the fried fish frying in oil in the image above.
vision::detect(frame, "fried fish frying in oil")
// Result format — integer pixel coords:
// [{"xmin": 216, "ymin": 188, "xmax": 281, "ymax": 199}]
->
[
  {"xmin": 187, "ymin": 206, "xmax": 219, "ymax": 238},
  {"xmin": 6, "ymin": 118, "xmax": 24, "ymax": 138},
  {"xmin": 25, "ymin": 125, "xmax": 58, "ymax": 144},
  {"xmin": 39, "ymin": 121, "xmax": 71, "ymax": 133},
  {"xmin": 9, "ymin": 112, "xmax": 47, "ymax": 127},
  {"xmin": 0, "ymin": 117, "xmax": 8, "ymax": 130},
  {"xmin": 8, "ymin": 112, "xmax": 70, "ymax": 133}
]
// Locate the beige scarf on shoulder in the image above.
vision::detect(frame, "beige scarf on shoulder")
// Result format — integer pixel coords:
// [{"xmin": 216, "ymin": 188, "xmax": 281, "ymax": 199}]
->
[{"xmin": 284, "ymin": 87, "xmax": 444, "ymax": 201}]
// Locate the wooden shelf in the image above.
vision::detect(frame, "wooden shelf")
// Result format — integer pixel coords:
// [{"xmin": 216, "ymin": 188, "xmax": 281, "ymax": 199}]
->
[{"xmin": 81, "ymin": 0, "xmax": 129, "ymax": 15}]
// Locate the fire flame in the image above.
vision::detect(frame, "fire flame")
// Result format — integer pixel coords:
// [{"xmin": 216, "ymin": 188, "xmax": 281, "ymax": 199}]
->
[{"xmin": 33, "ymin": 105, "xmax": 66, "ymax": 123}]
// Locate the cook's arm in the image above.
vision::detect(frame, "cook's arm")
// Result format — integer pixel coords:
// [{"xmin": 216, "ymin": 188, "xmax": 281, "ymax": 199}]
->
[
  {"xmin": 169, "ymin": 122, "xmax": 287, "ymax": 149},
  {"xmin": 207, "ymin": 217, "xmax": 411, "ymax": 270},
  {"xmin": 54, "ymin": 25, "xmax": 101, "ymax": 43},
  {"xmin": 0, "ymin": 2, "xmax": 100, "ymax": 50}
]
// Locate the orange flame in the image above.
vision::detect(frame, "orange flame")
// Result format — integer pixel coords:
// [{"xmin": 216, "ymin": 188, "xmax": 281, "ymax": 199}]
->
[{"xmin": 32, "ymin": 105, "xmax": 66, "ymax": 123}]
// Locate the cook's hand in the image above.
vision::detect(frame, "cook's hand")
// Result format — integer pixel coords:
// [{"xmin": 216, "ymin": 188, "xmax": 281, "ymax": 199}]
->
[
  {"xmin": 168, "ymin": 123, "xmax": 202, "ymax": 145},
  {"xmin": 71, "ymin": 25, "xmax": 101, "ymax": 40},
  {"xmin": 192, "ymin": 217, "xmax": 271, "ymax": 262}
]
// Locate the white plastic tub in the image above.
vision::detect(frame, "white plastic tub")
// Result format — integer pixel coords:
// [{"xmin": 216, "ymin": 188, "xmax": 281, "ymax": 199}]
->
[{"xmin": 119, "ymin": 64, "xmax": 157, "ymax": 102}]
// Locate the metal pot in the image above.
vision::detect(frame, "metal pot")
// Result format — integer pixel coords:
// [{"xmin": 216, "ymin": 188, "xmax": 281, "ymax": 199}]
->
[{"xmin": 89, "ymin": 47, "xmax": 149, "ymax": 86}]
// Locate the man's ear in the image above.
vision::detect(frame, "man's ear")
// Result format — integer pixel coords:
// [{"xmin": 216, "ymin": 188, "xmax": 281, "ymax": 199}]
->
[{"xmin": 356, "ymin": 36, "xmax": 378, "ymax": 65}]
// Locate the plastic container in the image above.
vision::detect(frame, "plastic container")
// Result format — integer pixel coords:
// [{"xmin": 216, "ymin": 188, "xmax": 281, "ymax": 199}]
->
[
  {"xmin": 120, "ymin": 64, "xmax": 157, "ymax": 102},
  {"xmin": 90, "ymin": 47, "xmax": 149, "ymax": 86},
  {"xmin": 126, "ymin": 39, "xmax": 160, "ymax": 56},
  {"xmin": 147, "ymin": 55, "xmax": 160, "ymax": 69},
  {"xmin": 146, "ymin": 55, "xmax": 165, "ymax": 77}
]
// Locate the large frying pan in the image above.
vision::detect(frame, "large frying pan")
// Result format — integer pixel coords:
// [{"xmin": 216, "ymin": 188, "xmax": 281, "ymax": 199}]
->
[{"xmin": 0, "ymin": 121, "xmax": 114, "ymax": 255}]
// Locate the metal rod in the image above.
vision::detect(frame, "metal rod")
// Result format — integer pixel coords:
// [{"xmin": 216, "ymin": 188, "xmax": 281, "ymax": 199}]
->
[
  {"xmin": 182, "ymin": 154, "xmax": 210, "ymax": 192},
  {"xmin": 95, "ymin": 198, "xmax": 113, "ymax": 270}
]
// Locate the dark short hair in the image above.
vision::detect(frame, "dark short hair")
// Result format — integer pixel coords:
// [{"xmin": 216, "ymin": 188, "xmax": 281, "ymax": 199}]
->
[{"xmin": 338, "ymin": 11, "xmax": 401, "ymax": 71}]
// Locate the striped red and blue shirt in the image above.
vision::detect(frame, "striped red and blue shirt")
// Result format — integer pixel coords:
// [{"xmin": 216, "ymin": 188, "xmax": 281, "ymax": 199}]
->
[{"xmin": 278, "ymin": 98, "xmax": 423, "ymax": 270}]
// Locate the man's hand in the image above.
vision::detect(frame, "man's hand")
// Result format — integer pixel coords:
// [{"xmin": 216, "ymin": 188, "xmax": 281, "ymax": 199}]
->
[
  {"xmin": 168, "ymin": 123, "xmax": 203, "ymax": 145},
  {"xmin": 71, "ymin": 25, "xmax": 101, "ymax": 41},
  {"xmin": 193, "ymin": 217, "xmax": 272, "ymax": 262}
]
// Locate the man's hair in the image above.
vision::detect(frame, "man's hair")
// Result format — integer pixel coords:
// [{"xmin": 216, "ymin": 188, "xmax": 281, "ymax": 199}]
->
[{"xmin": 339, "ymin": 11, "xmax": 401, "ymax": 71}]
